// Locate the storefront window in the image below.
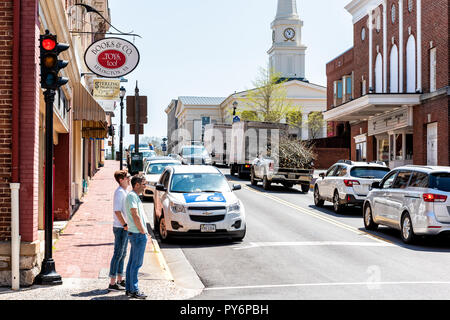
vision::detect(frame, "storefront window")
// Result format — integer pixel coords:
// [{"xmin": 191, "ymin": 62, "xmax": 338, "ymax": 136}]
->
[
  {"xmin": 406, "ymin": 134, "xmax": 413, "ymax": 160},
  {"xmin": 390, "ymin": 135, "xmax": 395, "ymax": 161},
  {"xmin": 356, "ymin": 142, "xmax": 367, "ymax": 161},
  {"xmin": 395, "ymin": 134, "xmax": 403, "ymax": 160},
  {"xmin": 378, "ymin": 137, "xmax": 389, "ymax": 165}
]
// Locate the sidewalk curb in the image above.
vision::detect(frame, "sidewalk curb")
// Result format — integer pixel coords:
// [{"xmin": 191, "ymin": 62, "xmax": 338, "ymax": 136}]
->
[{"xmin": 147, "ymin": 223, "xmax": 175, "ymax": 283}]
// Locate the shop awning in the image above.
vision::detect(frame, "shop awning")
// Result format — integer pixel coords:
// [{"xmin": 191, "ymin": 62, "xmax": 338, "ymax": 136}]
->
[
  {"xmin": 323, "ymin": 93, "xmax": 421, "ymax": 122},
  {"xmin": 73, "ymin": 82, "xmax": 107, "ymax": 122},
  {"xmin": 82, "ymin": 120, "xmax": 108, "ymax": 139}
]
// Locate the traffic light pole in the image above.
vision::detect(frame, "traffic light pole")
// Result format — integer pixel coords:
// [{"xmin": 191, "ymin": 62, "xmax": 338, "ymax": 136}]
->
[
  {"xmin": 134, "ymin": 82, "xmax": 140, "ymax": 154},
  {"xmin": 35, "ymin": 89, "xmax": 62, "ymax": 285},
  {"xmin": 119, "ymin": 95, "xmax": 124, "ymax": 170}
]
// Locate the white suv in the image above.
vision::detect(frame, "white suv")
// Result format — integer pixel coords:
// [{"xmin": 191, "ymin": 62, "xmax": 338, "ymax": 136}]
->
[
  {"xmin": 314, "ymin": 160, "xmax": 390, "ymax": 213},
  {"xmin": 363, "ymin": 166, "xmax": 450, "ymax": 243}
]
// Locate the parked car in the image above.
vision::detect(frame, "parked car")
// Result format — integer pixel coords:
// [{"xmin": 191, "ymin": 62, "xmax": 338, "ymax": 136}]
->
[
  {"xmin": 179, "ymin": 145, "xmax": 212, "ymax": 165},
  {"xmin": 314, "ymin": 160, "xmax": 390, "ymax": 213},
  {"xmin": 143, "ymin": 158, "xmax": 181, "ymax": 199},
  {"xmin": 168, "ymin": 153, "xmax": 182, "ymax": 161},
  {"xmin": 142, "ymin": 150, "xmax": 157, "ymax": 168},
  {"xmin": 363, "ymin": 165, "xmax": 450, "ymax": 243},
  {"xmin": 153, "ymin": 165, "xmax": 246, "ymax": 242}
]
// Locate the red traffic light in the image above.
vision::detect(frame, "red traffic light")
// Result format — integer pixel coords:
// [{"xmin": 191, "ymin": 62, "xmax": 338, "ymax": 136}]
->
[{"xmin": 42, "ymin": 38, "xmax": 56, "ymax": 51}]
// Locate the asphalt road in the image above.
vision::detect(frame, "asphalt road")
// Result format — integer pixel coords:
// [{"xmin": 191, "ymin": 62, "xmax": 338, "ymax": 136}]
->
[{"xmin": 143, "ymin": 168, "xmax": 450, "ymax": 300}]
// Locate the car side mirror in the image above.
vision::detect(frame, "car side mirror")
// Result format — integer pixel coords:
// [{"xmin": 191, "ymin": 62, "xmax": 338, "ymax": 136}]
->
[
  {"xmin": 211, "ymin": 152, "xmax": 216, "ymax": 158},
  {"xmin": 319, "ymin": 173, "xmax": 325, "ymax": 179},
  {"xmin": 371, "ymin": 182, "xmax": 380, "ymax": 189},
  {"xmin": 155, "ymin": 184, "xmax": 166, "ymax": 192},
  {"xmin": 232, "ymin": 184, "xmax": 242, "ymax": 191}
]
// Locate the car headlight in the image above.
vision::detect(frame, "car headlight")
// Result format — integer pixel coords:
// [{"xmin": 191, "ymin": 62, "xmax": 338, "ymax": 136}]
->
[
  {"xmin": 227, "ymin": 202, "xmax": 241, "ymax": 214},
  {"xmin": 170, "ymin": 202, "xmax": 186, "ymax": 213}
]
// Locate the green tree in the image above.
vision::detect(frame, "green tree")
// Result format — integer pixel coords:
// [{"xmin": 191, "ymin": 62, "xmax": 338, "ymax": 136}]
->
[
  {"xmin": 307, "ymin": 112, "xmax": 325, "ymax": 140},
  {"xmin": 238, "ymin": 65, "xmax": 294, "ymax": 123}
]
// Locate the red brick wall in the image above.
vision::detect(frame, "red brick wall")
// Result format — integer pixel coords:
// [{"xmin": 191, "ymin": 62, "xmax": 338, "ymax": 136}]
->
[
  {"xmin": 421, "ymin": 0, "xmax": 449, "ymax": 93},
  {"xmin": 413, "ymin": 95, "xmax": 449, "ymax": 166},
  {"xmin": 314, "ymin": 148, "xmax": 350, "ymax": 169},
  {"xmin": 353, "ymin": 16, "xmax": 370, "ymax": 97},
  {"xmin": 326, "ymin": 48, "xmax": 354, "ymax": 137},
  {"xmin": 0, "ymin": 0, "xmax": 13, "ymax": 241},
  {"xmin": 18, "ymin": 0, "xmax": 39, "ymax": 243}
]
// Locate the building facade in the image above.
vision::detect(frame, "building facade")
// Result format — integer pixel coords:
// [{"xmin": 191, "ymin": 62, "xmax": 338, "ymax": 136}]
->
[
  {"xmin": 0, "ymin": 0, "xmax": 111, "ymax": 286},
  {"xmin": 324, "ymin": 0, "xmax": 449, "ymax": 168}
]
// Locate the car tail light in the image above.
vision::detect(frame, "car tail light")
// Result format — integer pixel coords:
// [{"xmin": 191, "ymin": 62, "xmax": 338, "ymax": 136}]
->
[
  {"xmin": 244, "ymin": 164, "xmax": 251, "ymax": 168},
  {"xmin": 422, "ymin": 193, "xmax": 448, "ymax": 202},
  {"xmin": 344, "ymin": 180, "xmax": 360, "ymax": 187}
]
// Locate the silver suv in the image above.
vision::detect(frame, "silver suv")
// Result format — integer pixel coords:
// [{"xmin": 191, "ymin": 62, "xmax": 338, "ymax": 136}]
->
[
  {"xmin": 314, "ymin": 160, "xmax": 390, "ymax": 213},
  {"xmin": 363, "ymin": 165, "xmax": 450, "ymax": 244}
]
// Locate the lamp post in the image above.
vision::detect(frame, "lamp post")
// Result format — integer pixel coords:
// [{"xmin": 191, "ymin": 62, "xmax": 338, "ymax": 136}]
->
[
  {"xmin": 232, "ymin": 101, "xmax": 238, "ymax": 116},
  {"xmin": 119, "ymin": 86, "xmax": 126, "ymax": 170}
]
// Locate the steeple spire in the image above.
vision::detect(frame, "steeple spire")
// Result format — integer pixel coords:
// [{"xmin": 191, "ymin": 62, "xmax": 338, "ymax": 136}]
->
[{"xmin": 275, "ymin": 0, "xmax": 298, "ymax": 19}]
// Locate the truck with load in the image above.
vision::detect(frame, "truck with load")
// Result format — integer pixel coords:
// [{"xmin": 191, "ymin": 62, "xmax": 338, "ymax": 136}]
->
[
  {"xmin": 204, "ymin": 123, "xmax": 232, "ymax": 166},
  {"xmin": 228, "ymin": 121, "xmax": 315, "ymax": 191}
]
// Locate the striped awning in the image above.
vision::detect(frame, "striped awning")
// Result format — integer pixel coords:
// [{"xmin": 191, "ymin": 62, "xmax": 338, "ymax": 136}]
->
[{"xmin": 73, "ymin": 82, "xmax": 107, "ymax": 122}]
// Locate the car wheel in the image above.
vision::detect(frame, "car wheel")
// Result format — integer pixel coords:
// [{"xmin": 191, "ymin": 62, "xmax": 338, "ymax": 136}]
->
[
  {"xmin": 250, "ymin": 169, "xmax": 258, "ymax": 186},
  {"xmin": 333, "ymin": 191, "xmax": 344, "ymax": 214},
  {"xmin": 314, "ymin": 186, "xmax": 324, "ymax": 207},
  {"xmin": 363, "ymin": 204, "xmax": 378, "ymax": 231},
  {"xmin": 230, "ymin": 165, "xmax": 236, "ymax": 176},
  {"xmin": 301, "ymin": 184, "xmax": 310, "ymax": 193},
  {"xmin": 159, "ymin": 215, "xmax": 170, "ymax": 242},
  {"xmin": 263, "ymin": 175, "xmax": 271, "ymax": 190},
  {"xmin": 238, "ymin": 167, "xmax": 246, "ymax": 180},
  {"xmin": 401, "ymin": 212, "xmax": 416, "ymax": 244}
]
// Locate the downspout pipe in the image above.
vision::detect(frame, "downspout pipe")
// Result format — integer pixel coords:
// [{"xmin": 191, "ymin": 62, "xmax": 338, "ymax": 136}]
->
[{"xmin": 11, "ymin": 0, "xmax": 21, "ymax": 290}]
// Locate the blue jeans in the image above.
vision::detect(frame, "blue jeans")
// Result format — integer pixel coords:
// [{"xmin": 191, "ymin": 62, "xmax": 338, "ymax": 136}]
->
[
  {"xmin": 108, "ymin": 227, "xmax": 129, "ymax": 278},
  {"xmin": 126, "ymin": 232, "xmax": 147, "ymax": 293}
]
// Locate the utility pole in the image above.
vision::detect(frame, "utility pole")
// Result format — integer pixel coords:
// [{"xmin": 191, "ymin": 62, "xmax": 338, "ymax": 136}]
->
[{"xmin": 134, "ymin": 81, "xmax": 140, "ymax": 154}]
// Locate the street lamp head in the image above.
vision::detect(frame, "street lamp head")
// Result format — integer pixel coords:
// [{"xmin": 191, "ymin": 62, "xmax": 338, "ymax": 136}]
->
[{"xmin": 120, "ymin": 86, "xmax": 126, "ymax": 98}]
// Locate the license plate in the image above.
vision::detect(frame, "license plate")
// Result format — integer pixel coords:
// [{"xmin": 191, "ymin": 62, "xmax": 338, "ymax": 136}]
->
[
  {"xmin": 200, "ymin": 224, "xmax": 216, "ymax": 232},
  {"xmin": 288, "ymin": 173, "xmax": 296, "ymax": 179}
]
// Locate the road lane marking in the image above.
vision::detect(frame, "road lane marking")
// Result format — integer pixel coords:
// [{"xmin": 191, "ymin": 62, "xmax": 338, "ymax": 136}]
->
[
  {"xmin": 232, "ymin": 181, "xmax": 393, "ymax": 245},
  {"xmin": 204, "ymin": 281, "xmax": 450, "ymax": 291},
  {"xmin": 234, "ymin": 241, "xmax": 394, "ymax": 250}
]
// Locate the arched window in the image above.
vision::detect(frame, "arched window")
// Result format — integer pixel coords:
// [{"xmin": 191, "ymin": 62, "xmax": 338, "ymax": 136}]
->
[
  {"xmin": 390, "ymin": 45, "xmax": 399, "ymax": 93},
  {"xmin": 375, "ymin": 53, "xmax": 383, "ymax": 93},
  {"xmin": 406, "ymin": 35, "xmax": 416, "ymax": 93}
]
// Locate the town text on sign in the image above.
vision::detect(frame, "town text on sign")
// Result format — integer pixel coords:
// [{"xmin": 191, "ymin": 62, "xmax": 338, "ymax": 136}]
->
[{"xmin": 84, "ymin": 38, "xmax": 140, "ymax": 78}]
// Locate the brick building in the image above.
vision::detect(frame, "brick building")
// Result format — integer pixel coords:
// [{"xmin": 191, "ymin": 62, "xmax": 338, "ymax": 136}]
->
[
  {"xmin": 324, "ymin": 0, "xmax": 449, "ymax": 169},
  {"xmin": 0, "ymin": 0, "xmax": 111, "ymax": 286}
]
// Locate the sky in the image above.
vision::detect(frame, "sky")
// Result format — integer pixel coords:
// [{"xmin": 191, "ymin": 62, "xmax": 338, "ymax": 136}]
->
[{"xmin": 107, "ymin": 0, "xmax": 354, "ymax": 147}]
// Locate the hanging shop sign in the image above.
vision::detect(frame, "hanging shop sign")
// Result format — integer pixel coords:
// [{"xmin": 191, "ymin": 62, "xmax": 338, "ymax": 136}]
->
[
  {"xmin": 84, "ymin": 38, "xmax": 140, "ymax": 78},
  {"xmin": 93, "ymin": 79, "xmax": 121, "ymax": 100}
]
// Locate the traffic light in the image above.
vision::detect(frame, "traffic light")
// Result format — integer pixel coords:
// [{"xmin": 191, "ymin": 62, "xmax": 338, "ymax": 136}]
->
[{"xmin": 40, "ymin": 30, "xmax": 70, "ymax": 90}]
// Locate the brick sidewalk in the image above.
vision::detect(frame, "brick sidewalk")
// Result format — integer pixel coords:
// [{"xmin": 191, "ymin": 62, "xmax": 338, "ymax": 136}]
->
[{"xmin": 54, "ymin": 160, "xmax": 134, "ymax": 279}]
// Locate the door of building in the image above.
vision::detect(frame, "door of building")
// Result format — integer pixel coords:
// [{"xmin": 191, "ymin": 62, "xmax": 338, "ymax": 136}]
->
[{"xmin": 427, "ymin": 123, "xmax": 438, "ymax": 166}]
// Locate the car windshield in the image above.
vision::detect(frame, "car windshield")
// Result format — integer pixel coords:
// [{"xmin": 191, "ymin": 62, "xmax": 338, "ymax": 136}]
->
[
  {"xmin": 429, "ymin": 173, "xmax": 450, "ymax": 192},
  {"xmin": 182, "ymin": 147, "xmax": 208, "ymax": 156},
  {"xmin": 170, "ymin": 173, "xmax": 230, "ymax": 193},
  {"xmin": 146, "ymin": 162, "xmax": 180, "ymax": 175},
  {"xmin": 143, "ymin": 151, "xmax": 156, "ymax": 158},
  {"xmin": 350, "ymin": 167, "xmax": 390, "ymax": 179}
]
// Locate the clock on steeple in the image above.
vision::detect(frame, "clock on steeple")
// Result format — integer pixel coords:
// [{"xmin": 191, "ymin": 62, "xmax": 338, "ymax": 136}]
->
[{"xmin": 268, "ymin": 0, "xmax": 307, "ymax": 80}]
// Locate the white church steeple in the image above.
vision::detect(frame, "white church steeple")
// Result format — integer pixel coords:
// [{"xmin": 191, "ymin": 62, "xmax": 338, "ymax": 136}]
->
[{"xmin": 268, "ymin": 0, "xmax": 307, "ymax": 80}]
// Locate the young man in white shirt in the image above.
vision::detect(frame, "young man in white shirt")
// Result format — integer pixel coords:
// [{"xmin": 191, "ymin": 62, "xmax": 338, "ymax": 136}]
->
[{"xmin": 108, "ymin": 170, "xmax": 131, "ymax": 291}]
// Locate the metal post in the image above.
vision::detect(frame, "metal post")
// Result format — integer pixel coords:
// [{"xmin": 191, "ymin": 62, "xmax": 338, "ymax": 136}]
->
[
  {"xmin": 120, "ymin": 95, "xmax": 124, "ymax": 170},
  {"xmin": 134, "ymin": 82, "xmax": 140, "ymax": 154},
  {"xmin": 35, "ymin": 89, "xmax": 62, "ymax": 286}
]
